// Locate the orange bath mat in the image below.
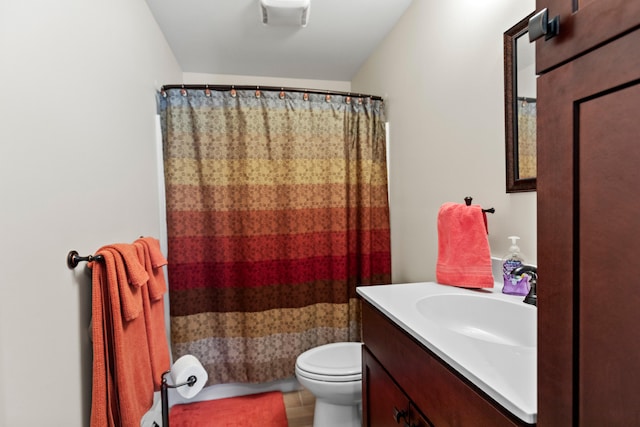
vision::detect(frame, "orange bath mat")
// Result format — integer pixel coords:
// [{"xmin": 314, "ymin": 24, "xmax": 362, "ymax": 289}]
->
[{"xmin": 169, "ymin": 391, "xmax": 288, "ymax": 427}]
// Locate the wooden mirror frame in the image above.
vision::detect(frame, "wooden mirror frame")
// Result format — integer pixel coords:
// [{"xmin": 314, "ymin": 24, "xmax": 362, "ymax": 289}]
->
[{"xmin": 504, "ymin": 12, "xmax": 536, "ymax": 193}]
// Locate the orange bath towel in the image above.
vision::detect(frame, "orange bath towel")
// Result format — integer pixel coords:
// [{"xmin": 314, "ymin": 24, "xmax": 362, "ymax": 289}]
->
[
  {"xmin": 135, "ymin": 237, "xmax": 171, "ymax": 390},
  {"xmin": 90, "ymin": 244, "xmax": 155, "ymax": 427},
  {"xmin": 135, "ymin": 237, "xmax": 167, "ymax": 301},
  {"xmin": 436, "ymin": 202, "xmax": 494, "ymax": 288}
]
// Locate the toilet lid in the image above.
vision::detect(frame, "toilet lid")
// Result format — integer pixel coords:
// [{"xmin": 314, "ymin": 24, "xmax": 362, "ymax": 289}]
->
[{"xmin": 296, "ymin": 342, "xmax": 362, "ymax": 382}]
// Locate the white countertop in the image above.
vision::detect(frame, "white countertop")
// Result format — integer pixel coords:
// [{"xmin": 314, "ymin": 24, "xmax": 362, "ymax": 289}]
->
[{"xmin": 357, "ymin": 282, "xmax": 537, "ymax": 424}]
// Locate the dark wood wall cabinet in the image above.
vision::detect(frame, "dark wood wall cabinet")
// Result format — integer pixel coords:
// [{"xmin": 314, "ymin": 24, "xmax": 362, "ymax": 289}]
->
[
  {"xmin": 535, "ymin": 0, "xmax": 640, "ymax": 425},
  {"xmin": 361, "ymin": 302, "xmax": 532, "ymax": 427}
]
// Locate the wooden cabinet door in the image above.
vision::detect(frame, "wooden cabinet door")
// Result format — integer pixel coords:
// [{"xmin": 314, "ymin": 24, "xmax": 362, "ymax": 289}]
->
[
  {"xmin": 537, "ymin": 27, "xmax": 640, "ymax": 426},
  {"xmin": 535, "ymin": 0, "xmax": 640, "ymax": 73},
  {"xmin": 362, "ymin": 347, "xmax": 413, "ymax": 427},
  {"xmin": 407, "ymin": 404, "xmax": 432, "ymax": 427},
  {"xmin": 363, "ymin": 347, "xmax": 433, "ymax": 427}
]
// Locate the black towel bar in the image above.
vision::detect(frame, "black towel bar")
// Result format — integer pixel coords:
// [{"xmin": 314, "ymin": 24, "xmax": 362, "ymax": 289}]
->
[
  {"xmin": 67, "ymin": 250, "xmax": 104, "ymax": 269},
  {"xmin": 463, "ymin": 196, "xmax": 495, "ymax": 214}
]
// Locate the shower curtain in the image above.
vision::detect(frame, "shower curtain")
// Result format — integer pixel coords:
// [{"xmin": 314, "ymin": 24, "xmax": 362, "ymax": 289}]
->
[
  {"xmin": 517, "ymin": 100, "xmax": 536, "ymax": 179},
  {"xmin": 159, "ymin": 87, "xmax": 390, "ymax": 385}
]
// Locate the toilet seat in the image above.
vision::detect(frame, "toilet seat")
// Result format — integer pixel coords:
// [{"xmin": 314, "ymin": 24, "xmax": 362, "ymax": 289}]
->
[{"xmin": 295, "ymin": 342, "xmax": 362, "ymax": 383}]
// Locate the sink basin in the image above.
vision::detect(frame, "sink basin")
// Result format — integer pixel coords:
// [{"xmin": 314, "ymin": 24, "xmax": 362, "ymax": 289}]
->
[{"xmin": 416, "ymin": 293, "xmax": 536, "ymax": 347}]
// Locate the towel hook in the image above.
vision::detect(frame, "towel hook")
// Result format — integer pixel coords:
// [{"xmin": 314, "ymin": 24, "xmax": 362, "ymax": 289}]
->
[{"xmin": 464, "ymin": 196, "xmax": 495, "ymax": 214}]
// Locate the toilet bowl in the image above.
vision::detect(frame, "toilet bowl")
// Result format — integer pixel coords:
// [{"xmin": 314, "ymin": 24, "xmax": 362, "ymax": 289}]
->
[{"xmin": 295, "ymin": 342, "xmax": 362, "ymax": 427}]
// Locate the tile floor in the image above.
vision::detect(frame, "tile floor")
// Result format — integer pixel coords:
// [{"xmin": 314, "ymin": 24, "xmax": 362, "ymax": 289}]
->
[{"xmin": 283, "ymin": 388, "xmax": 315, "ymax": 427}]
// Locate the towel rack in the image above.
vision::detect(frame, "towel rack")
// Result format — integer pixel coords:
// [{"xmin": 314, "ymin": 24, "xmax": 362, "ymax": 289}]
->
[
  {"xmin": 464, "ymin": 196, "xmax": 495, "ymax": 214},
  {"xmin": 67, "ymin": 250, "xmax": 104, "ymax": 269}
]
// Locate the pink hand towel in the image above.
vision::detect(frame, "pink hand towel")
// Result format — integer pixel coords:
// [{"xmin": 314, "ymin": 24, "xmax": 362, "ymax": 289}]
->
[{"xmin": 436, "ymin": 202, "xmax": 494, "ymax": 288}]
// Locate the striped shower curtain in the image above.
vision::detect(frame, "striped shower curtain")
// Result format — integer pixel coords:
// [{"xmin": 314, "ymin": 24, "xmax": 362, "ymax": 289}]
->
[{"xmin": 158, "ymin": 87, "xmax": 390, "ymax": 385}]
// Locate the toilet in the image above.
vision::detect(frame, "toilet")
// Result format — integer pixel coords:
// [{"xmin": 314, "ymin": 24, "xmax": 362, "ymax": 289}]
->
[{"xmin": 295, "ymin": 342, "xmax": 363, "ymax": 427}]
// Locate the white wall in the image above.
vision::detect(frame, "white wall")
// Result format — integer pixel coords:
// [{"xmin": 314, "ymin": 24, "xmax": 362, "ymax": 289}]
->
[
  {"xmin": 0, "ymin": 1, "xmax": 182, "ymax": 425},
  {"xmin": 352, "ymin": 0, "xmax": 537, "ymax": 283}
]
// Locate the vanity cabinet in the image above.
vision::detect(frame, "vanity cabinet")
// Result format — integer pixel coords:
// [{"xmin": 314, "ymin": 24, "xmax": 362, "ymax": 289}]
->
[
  {"xmin": 535, "ymin": 2, "xmax": 640, "ymax": 425},
  {"xmin": 361, "ymin": 301, "xmax": 532, "ymax": 427},
  {"xmin": 535, "ymin": 0, "xmax": 640, "ymax": 73},
  {"xmin": 363, "ymin": 347, "xmax": 431, "ymax": 427}
]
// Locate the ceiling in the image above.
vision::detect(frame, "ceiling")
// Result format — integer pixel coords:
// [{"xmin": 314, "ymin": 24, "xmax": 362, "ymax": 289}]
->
[{"xmin": 144, "ymin": 0, "xmax": 413, "ymax": 81}]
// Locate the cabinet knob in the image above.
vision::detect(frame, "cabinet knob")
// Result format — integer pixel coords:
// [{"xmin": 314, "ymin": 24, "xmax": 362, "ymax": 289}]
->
[
  {"xmin": 528, "ymin": 8, "xmax": 560, "ymax": 42},
  {"xmin": 393, "ymin": 407, "xmax": 408, "ymax": 423}
]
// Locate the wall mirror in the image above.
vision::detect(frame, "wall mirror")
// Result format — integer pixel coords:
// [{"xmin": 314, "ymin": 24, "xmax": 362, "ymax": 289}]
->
[{"xmin": 504, "ymin": 12, "xmax": 536, "ymax": 193}]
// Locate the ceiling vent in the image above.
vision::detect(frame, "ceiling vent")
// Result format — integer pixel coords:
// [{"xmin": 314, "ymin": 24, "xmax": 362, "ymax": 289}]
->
[{"xmin": 260, "ymin": 0, "xmax": 311, "ymax": 27}]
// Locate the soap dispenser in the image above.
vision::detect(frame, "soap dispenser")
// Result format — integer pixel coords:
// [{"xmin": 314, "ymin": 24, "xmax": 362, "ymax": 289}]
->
[{"xmin": 502, "ymin": 236, "xmax": 530, "ymax": 296}]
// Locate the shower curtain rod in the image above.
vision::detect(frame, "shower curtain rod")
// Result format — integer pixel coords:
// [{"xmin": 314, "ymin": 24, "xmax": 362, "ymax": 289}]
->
[{"xmin": 161, "ymin": 84, "xmax": 383, "ymax": 101}]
